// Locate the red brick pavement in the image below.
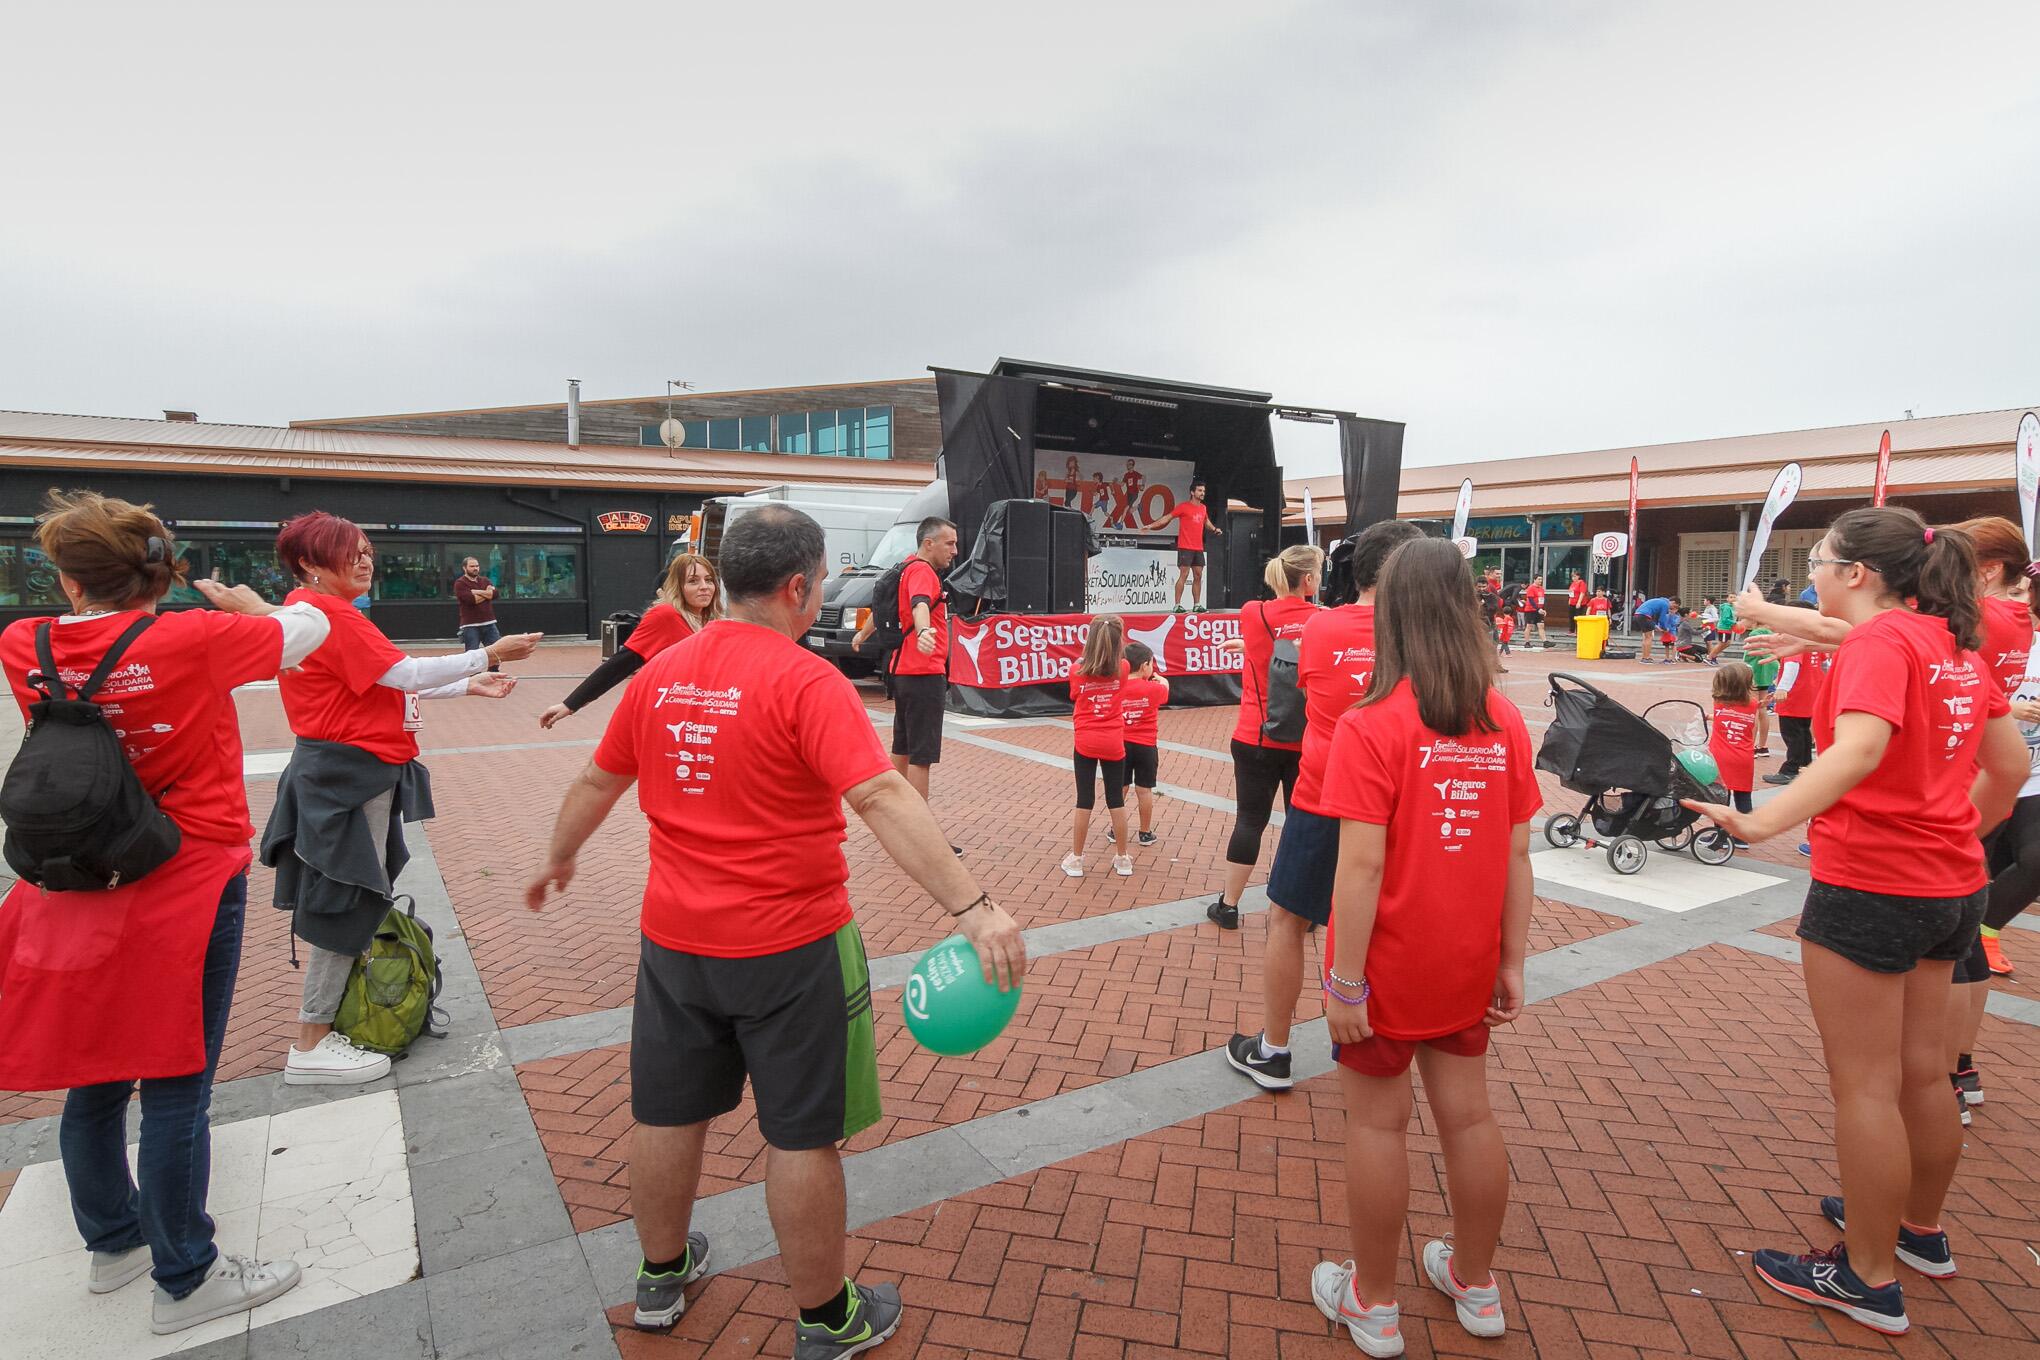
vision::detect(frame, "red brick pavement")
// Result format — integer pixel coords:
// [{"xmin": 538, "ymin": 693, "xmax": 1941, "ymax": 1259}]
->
[{"xmin": 600, "ymin": 945, "xmax": 2040, "ymax": 1358}]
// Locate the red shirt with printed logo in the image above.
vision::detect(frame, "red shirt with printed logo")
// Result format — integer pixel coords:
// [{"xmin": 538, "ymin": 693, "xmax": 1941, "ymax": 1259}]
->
[
  {"xmin": 279, "ymin": 589, "xmax": 415, "ymax": 765},
  {"xmin": 890, "ymin": 557, "xmax": 949, "ymax": 678},
  {"xmin": 1118, "ymin": 673, "xmax": 1169, "ymax": 747},
  {"xmin": 1708, "ymin": 699, "xmax": 1759, "ymax": 793},
  {"xmin": 1811, "ymin": 607, "xmax": 2009, "ymax": 897},
  {"xmin": 1232, "ymin": 595, "xmax": 1318, "ymax": 750},
  {"xmin": 1316, "ymin": 682, "xmax": 1542, "ymax": 1039},
  {"xmin": 624, "ymin": 603, "xmax": 698, "ymax": 661},
  {"xmin": 1070, "ymin": 660, "xmax": 1131, "ymax": 760},
  {"xmin": 1981, "ymin": 595, "xmax": 2032, "ymax": 698},
  {"xmin": 1294, "ymin": 604, "xmax": 1376, "ymax": 813},
  {"xmin": 1165, "ymin": 501, "xmax": 1211, "ymax": 551},
  {"xmin": 594, "ymin": 619, "xmax": 891, "ymax": 957},
  {"xmin": 1, "ymin": 609, "xmax": 284, "ymax": 845}
]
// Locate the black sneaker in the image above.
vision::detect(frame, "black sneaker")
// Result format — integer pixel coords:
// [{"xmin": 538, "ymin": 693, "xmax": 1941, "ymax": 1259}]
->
[
  {"xmin": 1206, "ymin": 898, "xmax": 1240, "ymax": 930},
  {"xmin": 1137, "ymin": 831, "xmax": 1159, "ymax": 847},
  {"xmin": 1819, "ymin": 1196, "xmax": 1957, "ymax": 1279},
  {"xmin": 1752, "ymin": 1242, "xmax": 1907, "ymax": 1334},
  {"xmin": 1763, "ymin": 771, "xmax": 1797, "ymax": 786},
  {"xmin": 634, "ymin": 1232, "xmax": 712, "ymax": 1329},
  {"xmin": 1958, "ymin": 1085, "xmax": 1972, "ymax": 1127},
  {"xmin": 794, "ymin": 1280, "xmax": 903, "ymax": 1359},
  {"xmin": 1224, "ymin": 1032, "xmax": 1293, "ymax": 1091},
  {"xmin": 1953, "ymin": 1067, "xmax": 1983, "ymax": 1107}
]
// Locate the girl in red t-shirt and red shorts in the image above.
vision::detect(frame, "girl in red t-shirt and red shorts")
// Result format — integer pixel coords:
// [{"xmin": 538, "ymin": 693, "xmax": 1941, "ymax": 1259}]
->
[
  {"xmin": 1309, "ymin": 538, "xmax": 1541, "ymax": 1354},
  {"xmin": 1687, "ymin": 508, "xmax": 2026, "ymax": 1336}
]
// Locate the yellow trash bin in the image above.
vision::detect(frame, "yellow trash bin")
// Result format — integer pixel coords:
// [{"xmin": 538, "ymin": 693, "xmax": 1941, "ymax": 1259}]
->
[{"xmin": 1575, "ymin": 614, "xmax": 1610, "ymax": 660}]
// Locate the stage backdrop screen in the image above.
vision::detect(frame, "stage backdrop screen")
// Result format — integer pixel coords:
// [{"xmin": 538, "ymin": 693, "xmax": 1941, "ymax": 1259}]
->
[{"xmin": 1032, "ymin": 450, "xmax": 1195, "ymax": 610}]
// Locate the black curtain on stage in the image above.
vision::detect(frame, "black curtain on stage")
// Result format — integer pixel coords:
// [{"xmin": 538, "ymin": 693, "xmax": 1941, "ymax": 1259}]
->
[
  {"xmin": 1338, "ymin": 416, "xmax": 1405, "ymax": 535},
  {"xmin": 934, "ymin": 372, "xmax": 1035, "ymax": 555}
]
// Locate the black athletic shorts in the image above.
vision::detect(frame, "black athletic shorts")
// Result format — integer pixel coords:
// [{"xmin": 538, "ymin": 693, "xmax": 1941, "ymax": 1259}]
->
[
  {"xmin": 890, "ymin": 673, "xmax": 946, "ymax": 766},
  {"xmin": 1267, "ymin": 804, "xmax": 1339, "ymax": 928},
  {"xmin": 1177, "ymin": 549, "xmax": 1206, "ymax": 567},
  {"xmin": 1123, "ymin": 741, "xmax": 1158, "ymax": 789},
  {"xmin": 1796, "ymin": 880, "xmax": 1986, "ymax": 975},
  {"xmin": 630, "ymin": 924, "xmax": 881, "ymax": 1150}
]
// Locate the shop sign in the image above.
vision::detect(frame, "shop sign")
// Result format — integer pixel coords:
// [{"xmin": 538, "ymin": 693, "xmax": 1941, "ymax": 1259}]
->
[
  {"xmin": 950, "ymin": 611, "xmax": 1243, "ymax": 689},
  {"xmin": 666, "ymin": 514, "xmax": 690, "ymax": 533},
  {"xmin": 1461, "ymin": 514, "xmax": 1585, "ymax": 543},
  {"xmin": 597, "ymin": 511, "xmax": 652, "ymax": 533}
]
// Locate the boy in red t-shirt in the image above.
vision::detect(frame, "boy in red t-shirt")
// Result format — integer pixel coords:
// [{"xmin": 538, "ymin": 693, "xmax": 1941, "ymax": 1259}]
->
[{"xmin": 1113, "ymin": 641, "xmax": 1169, "ymax": 847}]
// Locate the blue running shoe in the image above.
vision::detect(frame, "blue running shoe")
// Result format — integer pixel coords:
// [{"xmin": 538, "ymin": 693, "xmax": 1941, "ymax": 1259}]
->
[
  {"xmin": 1752, "ymin": 1242, "xmax": 1907, "ymax": 1335},
  {"xmin": 1797, "ymin": 842, "xmax": 1812, "ymax": 857},
  {"xmin": 1819, "ymin": 1197, "xmax": 1956, "ymax": 1278}
]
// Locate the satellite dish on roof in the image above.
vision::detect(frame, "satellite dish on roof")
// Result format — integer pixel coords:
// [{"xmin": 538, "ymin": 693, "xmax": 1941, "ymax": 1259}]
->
[{"xmin": 659, "ymin": 418, "xmax": 687, "ymax": 449}]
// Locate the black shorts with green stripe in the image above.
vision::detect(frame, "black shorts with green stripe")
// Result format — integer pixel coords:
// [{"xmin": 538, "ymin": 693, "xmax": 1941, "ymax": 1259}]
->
[{"xmin": 630, "ymin": 921, "xmax": 881, "ymax": 1150}]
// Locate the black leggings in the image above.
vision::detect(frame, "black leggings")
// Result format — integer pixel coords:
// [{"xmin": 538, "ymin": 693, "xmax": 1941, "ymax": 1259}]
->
[
  {"xmin": 1226, "ymin": 739, "xmax": 1299, "ymax": 866},
  {"xmin": 1985, "ymin": 794, "xmax": 2040, "ymax": 932},
  {"xmin": 1074, "ymin": 754, "xmax": 1127, "ymax": 811}
]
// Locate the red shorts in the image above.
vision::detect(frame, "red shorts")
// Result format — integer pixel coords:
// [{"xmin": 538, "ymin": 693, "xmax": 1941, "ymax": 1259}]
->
[{"xmin": 1334, "ymin": 1020, "xmax": 1490, "ymax": 1077}]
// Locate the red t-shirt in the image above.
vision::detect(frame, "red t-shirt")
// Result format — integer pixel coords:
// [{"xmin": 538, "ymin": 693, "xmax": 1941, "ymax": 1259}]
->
[
  {"xmin": 1118, "ymin": 673, "xmax": 1169, "ymax": 747},
  {"xmin": 1774, "ymin": 651, "xmax": 1827, "ymax": 720},
  {"xmin": 1811, "ymin": 608, "xmax": 2009, "ymax": 897},
  {"xmin": 1568, "ymin": 579, "xmax": 1588, "ymax": 608},
  {"xmin": 1497, "ymin": 616, "xmax": 1516, "ymax": 643},
  {"xmin": 890, "ymin": 557, "xmax": 949, "ymax": 678},
  {"xmin": 1071, "ymin": 660, "xmax": 1130, "ymax": 760},
  {"xmin": 1980, "ymin": 595, "xmax": 2032, "ymax": 698},
  {"xmin": 1166, "ymin": 501, "xmax": 1211, "ymax": 551},
  {"xmin": 1708, "ymin": 699, "xmax": 1759, "ymax": 793},
  {"xmin": 1, "ymin": 610, "xmax": 284, "ymax": 845},
  {"xmin": 593, "ymin": 619, "xmax": 892, "ymax": 958},
  {"xmin": 279, "ymin": 589, "xmax": 415, "ymax": 764},
  {"xmin": 453, "ymin": 574, "xmax": 496, "ymax": 626},
  {"xmin": 1588, "ymin": 594, "xmax": 1609, "ymax": 615},
  {"xmin": 1294, "ymin": 604, "xmax": 1377, "ymax": 814},
  {"xmin": 1316, "ymin": 682, "xmax": 1542, "ymax": 1039},
  {"xmin": 624, "ymin": 603, "xmax": 698, "ymax": 661},
  {"xmin": 1232, "ymin": 595, "xmax": 1318, "ymax": 750},
  {"xmin": 1525, "ymin": 582, "xmax": 1545, "ymax": 610}
]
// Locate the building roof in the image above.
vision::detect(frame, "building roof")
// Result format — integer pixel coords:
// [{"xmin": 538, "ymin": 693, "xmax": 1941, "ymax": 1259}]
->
[
  {"xmin": 291, "ymin": 376, "xmax": 935, "ymax": 428},
  {"xmin": 0, "ymin": 410, "xmax": 933, "ymax": 494},
  {"xmin": 1286, "ymin": 404, "xmax": 2037, "ymax": 524}
]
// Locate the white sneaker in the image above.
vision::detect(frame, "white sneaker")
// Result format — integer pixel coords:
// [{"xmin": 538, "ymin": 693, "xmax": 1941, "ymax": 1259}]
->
[
  {"xmin": 1310, "ymin": 1260, "xmax": 1403, "ymax": 1356},
  {"xmin": 284, "ymin": 1033, "xmax": 392, "ymax": 1086},
  {"xmin": 1422, "ymin": 1239, "xmax": 1505, "ymax": 1338},
  {"xmin": 1112, "ymin": 854, "xmax": 1134, "ymax": 877},
  {"xmin": 88, "ymin": 1245, "xmax": 152, "ymax": 1294},
  {"xmin": 1059, "ymin": 852, "xmax": 1084, "ymax": 878},
  {"xmin": 151, "ymin": 1254, "xmax": 301, "ymax": 1335}
]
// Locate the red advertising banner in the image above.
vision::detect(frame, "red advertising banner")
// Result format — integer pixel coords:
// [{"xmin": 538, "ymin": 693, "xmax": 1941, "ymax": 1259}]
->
[
  {"xmin": 1624, "ymin": 456, "xmax": 1639, "ymax": 627},
  {"xmin": 1872, "ymin": 429, "xmax": 1892, "ymax": 507},
  {"xmin": 949, "ymin": 612, "xmax": 1244, "ymax": 689}
]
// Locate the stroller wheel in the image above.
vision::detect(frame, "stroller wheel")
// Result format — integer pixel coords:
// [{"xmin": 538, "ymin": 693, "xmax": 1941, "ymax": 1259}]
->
[
  {"xmin": 1543, "ymin": 813, "xmax": 1583, "ymax": 849},
  {"xmin": 1656, "ymin": 825, "xmax": 1696, "ymax": 852},
  {"xmin": 1693, "ymin": 828, "xmax": 1736, "ymax": 865},
  {"xmin": 1607, "ymin": 836, "xmax": 1648, "ymax": 875}
]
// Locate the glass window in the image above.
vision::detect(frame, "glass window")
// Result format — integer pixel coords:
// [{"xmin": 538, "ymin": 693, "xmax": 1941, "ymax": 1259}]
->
[
  {"xmin": 0, "ymin": 539, "xmax": 66, "ymax": 607},
  {"xmin": 513, "ymin": 544, "xmax": 580, "ymax": 600},
  {"xmin": 212, "ymin": 540, "xmax": 295, "ymax": 602},
  {"xmin": 777, "ymin": 412, "xmax": 808, "ymax": 454},
  {"xmin": 739, "ymin": 416, "xmax": 772, "ymax": 452},
  {"xmin": 163, "ymin": 539, "xmax": 207, "ymax": 604},
  {"xmin": 811, "ymin": 410, "xmax": 841, "ymax": 457},
  {"xmin": 838, "ymin": 407, "xmax": 865, "ymax": 458},
  {"xmin": 708, "ymin": 418, "xmax": 740, "ymax": 450},
  {"xmin": 639, "ymin": 424, "xmax": 660, "ymax": 447},
  {"xmin": 372, "ymin": 543, "xmax": 443, "ymax": 601},
  {"xmin": 444, "ymin": 542, "xmax": 512, "ymax": 596},
  {"xmin": 864, "ymin": 406, "xmax": 892, "ymax": 460}
]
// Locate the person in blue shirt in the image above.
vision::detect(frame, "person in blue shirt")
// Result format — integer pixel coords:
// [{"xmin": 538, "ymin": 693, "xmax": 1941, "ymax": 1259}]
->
[{"xmin": 1633, "ymin": 595, "xmax": 1679, "ymax": 662}]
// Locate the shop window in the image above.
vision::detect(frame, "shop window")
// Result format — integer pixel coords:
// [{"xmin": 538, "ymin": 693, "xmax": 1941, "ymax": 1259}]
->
[
  {"xmin": 444, "ymin": 543, "xmax": 511, "ymax": 594},
  {"xmin": 0, "ymin": 540, "xmax": 67, "ymax": 608},
  {"xmin": 514, "ymin": 544, "xmax": 580, "ymax": 600},
  {"xmin": 739, "ymin": 416, "xmax": 772, "ymax": 452},
  {"xmin": 708, "ymin": 418, "xmax": 740, "ymax": 450},
  {"xmin": 778, "ymin": 412, "xmax": 809, "ymax": 453},
  {"xmin": 864, "ymin": 406, "xmax": 892, "ymax": 459},
  {"xmin": 212, "ymin": 540, "xmax": 296, "ymax": 603},
  {"xmin": 372, "ymin": 543, "xmax": 444, "ymax": 601}
]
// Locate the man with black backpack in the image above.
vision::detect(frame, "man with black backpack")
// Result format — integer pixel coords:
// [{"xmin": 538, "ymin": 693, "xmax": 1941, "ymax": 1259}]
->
[{"xmin": 855, "ymin": 519, "xmax": 959, "ymax": 816}]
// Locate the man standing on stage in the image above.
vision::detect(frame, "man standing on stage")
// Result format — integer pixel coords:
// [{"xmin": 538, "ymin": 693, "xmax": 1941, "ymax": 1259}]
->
[{"xmin": 1143, "ymin": 481, "xmax": 1221, "ymax": 611}]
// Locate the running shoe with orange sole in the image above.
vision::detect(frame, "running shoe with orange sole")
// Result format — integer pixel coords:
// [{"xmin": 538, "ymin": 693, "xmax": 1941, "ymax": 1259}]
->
[{"xmin": 1982, "ymin": 933, "xmax": 2014, "ymax": 976}]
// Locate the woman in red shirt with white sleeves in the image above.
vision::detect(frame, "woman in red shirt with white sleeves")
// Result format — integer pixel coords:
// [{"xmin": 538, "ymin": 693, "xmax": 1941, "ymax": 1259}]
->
[
  {"xmin": 1688, "ymin": 508, "xmax": 2027, "ymax": 1335},
  {"xmin": 538, "ymin": 552, "xmax": 723, "ymax": 729}
]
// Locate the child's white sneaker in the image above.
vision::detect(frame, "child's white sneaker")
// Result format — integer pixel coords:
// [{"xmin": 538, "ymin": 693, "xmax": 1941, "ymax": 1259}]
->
[
  {"xmin": 1112, "ymin": 854, "xmax": 1133, "ymax": 877},
  {"xmin": 1422, "ymin": 1240, "xmax": 1505, "ymax": 1338},
  {"xmin": 1310, "ymin": 1260, "xmax": 1402, "ymax": 1356},
  {"xmin": 1059, "ymin": 852, "xmax": 1084, "ymax": 878}
]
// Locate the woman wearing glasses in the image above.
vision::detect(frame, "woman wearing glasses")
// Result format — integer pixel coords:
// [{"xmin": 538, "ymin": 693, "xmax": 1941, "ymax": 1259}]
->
[{"xmin": 215, "ymin": 512, "xmax": 542, "ymax": 1085}]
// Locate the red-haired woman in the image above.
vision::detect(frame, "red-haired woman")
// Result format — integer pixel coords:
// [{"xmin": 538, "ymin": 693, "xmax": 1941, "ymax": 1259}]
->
[
  {"xmin": 0, "ymin": 491, "xmax": 328, "ymax": 1332},
  {"xmin": 216, "ymin": 512, "xmax": 540, "ymax": 1086}
]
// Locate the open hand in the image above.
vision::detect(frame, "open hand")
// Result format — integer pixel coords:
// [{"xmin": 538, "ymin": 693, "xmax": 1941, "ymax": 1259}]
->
[
  {"xmin": 469, "ymin": 672, "xmax": 517, "ymax": 699},
  {"xmin": 1680, "ymin": 798, "xmax": 1762, "ymax": 844}
]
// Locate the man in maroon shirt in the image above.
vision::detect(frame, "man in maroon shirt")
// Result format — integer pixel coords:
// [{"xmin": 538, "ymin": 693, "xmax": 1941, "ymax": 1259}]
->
[
  {"xmin": 453, "ymin": 557, "xmax": 502, "ymax": 672},
  {"xmin": 1143, "ymin": 481, "xmax": 1222, "ymax": 611}
]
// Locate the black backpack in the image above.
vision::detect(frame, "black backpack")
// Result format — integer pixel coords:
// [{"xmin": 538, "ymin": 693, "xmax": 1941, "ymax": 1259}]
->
[
  {"xmin": 1, "ymin": 618, "xmax": 182, "ymax": 892},
  {"xmin": 1254, "ymin": 604, "xmax": 1308, "ymax": 744},
  {"xmin": 866, "ymin": 560, "xmax": 911, "ymax": 658}
]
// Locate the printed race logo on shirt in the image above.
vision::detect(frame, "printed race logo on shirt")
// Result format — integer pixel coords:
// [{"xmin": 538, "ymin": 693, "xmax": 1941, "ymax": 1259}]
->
[
  {"xmin": 1928, "ymin": 657, "xmax": 1985, "ymax": 758},
  {"xmin": 651, "ymin": 683, "xmax": 742, "ymax": 793}
]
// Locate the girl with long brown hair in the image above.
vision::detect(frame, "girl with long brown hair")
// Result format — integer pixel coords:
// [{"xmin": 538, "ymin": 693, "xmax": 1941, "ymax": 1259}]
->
[
  {"xmin": 1063, "ymin": 615, "xmax": 1133, "ymax": 878},
  {"xmin": 1307, "ymin": 537, "xmax": 1540, "ymax": 1353},
  {"xmin": 539, "ymin": 551, "xmax": 724, "ymax": 729}
]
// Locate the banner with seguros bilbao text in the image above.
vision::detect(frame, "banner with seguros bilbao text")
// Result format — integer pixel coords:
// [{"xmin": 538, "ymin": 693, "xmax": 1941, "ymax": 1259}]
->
[{"xmin": 949, "ymin": 611, "xmax": 1243, "ymax": 689}]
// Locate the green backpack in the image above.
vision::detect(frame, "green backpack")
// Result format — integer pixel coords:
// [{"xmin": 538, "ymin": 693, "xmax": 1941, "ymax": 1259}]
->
[{"xmin": 335, "ymin": 895, "xmax": 447, "ymax": 1057}]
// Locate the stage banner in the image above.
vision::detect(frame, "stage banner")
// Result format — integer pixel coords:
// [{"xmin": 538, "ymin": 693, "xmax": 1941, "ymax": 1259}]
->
[
  {"xmin": 947, "ymin": 611, "xmax": 1245, "ymax": 716},
  {"xmin": 1872, "ymin": 429, "xmax": 1892, "ymax": 507},
  {"xmin": 1033, "ymin": 449, "xmax": 1196, "ymax": 610}
]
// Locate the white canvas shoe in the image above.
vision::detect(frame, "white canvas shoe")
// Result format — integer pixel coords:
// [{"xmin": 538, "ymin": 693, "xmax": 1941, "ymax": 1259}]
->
[{"xmin": 283, "ymin": 1033, "xmax": 392, "ymax": 1086}]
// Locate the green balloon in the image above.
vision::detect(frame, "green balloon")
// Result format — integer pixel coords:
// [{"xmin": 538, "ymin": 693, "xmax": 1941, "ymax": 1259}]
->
[
  {"xmin": 903, "ymin": 935, "xmax": 1021, "ymax": 1056},
  {"xmin": 1676, "ymin": 746, "xmax": 1719, "ymax": 787}
]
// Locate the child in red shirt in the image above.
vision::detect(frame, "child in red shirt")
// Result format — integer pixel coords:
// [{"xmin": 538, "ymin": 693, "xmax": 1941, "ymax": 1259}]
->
[
  {"xmin": 1063, "ymin": 616, "xmax": 1132, "ymax": 879},
  {"xmin": 1310, "ymin": 538, "xmax": 1540, "ymax": 1352},
  {"xmin": 1588, "ymin": 591, "xmax": 1610, "ymax": 616},
  {"xmin": 1708, "ymin": 662, "xmax": 1759, "ymax": 829},
  {"xmin": 1494, "ymin": 612, "xmax": 1515, "ymax": 655},
  {"xmin": 1115, "ymin": 641, "xmax": 1169, "ymax": 847}
]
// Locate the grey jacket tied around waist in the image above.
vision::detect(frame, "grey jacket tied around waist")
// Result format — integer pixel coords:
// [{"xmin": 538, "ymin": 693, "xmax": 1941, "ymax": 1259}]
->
[{"xmin": 261, "ymin": 738, "xmax": 435, "ymax": 957}]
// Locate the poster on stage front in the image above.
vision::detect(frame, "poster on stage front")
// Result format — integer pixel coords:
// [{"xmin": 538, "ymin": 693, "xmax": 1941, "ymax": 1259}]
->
[{"xmin": 1032, "ymin": 450, "xmax": 1196, "ymax": 610}]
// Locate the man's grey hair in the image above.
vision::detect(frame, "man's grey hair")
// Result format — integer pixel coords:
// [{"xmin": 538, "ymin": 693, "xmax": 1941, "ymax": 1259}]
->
[{"xmin": 719, "ymin": 505, "xmax": 827, "ymax": 601}]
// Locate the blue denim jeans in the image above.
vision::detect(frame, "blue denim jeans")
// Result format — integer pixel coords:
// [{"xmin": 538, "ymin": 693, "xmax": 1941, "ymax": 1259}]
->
[
  {"xmin": 458, "ymin": 620, "xmax": 502, "ymax": 668},
  {"xmin": 59, "ymin": 873, "xmax": 246, "ymax": 1299}
]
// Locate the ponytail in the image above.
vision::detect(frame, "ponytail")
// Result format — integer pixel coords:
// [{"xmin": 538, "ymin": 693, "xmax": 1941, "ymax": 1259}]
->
[
  {"xmin": 1828, "ymin": 507, "xmax": 1982, "ymax": 651},
  {"xmin": 1262, "ymin": 544, "xmax": 1325, "ymax": 598}
]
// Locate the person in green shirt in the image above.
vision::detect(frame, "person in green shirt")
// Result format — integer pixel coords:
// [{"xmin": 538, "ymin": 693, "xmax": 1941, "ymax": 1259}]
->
[
  {"xmin": 1743, "ymin": 624, "xmax": 1781, "ymax": 754},
  {"xmin": 1708, "ymin": 598, "xmax": 1737, "ymax": 661}
]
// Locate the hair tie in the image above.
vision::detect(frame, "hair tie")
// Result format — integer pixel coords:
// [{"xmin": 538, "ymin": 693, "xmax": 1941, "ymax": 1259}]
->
[
  {"xmin": 1922, "ymin": 528, "xmax": 1935, "ymax": 545},
  {"xmin": 145, "ymin": 536, "xmax": 169, "ymax": 563}
]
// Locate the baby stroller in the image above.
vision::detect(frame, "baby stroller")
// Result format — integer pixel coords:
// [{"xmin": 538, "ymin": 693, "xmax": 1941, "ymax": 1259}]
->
[{"xmin": 1535, "ymin": 672, "xmax": 1736, "ymax": 874}]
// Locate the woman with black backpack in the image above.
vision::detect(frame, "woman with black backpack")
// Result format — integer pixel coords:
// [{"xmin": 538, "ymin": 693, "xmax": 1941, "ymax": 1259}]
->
[{"xmin": 0, "ymin": 490, "xmax": 329, "ymax": 1334}]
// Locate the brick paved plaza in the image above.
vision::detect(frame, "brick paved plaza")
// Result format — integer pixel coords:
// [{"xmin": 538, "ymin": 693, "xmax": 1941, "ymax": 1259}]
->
[{"xmin": 6, "ymin": 641, "xmax": 2040, "ymax": 1359}]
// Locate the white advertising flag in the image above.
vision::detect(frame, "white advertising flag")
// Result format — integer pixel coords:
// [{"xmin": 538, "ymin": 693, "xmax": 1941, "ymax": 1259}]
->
[
  {"xmin": 1741, "ymin": 463, "xmax": 1804, "ymax": 592},
  {"xmin": 1451, "ymin": 479, "xmax": 1474, "ymax": 542},
  {"xmin": 1302, "ymin": 486, "xmax": 1317, "ymax": 546},
  {"xmin": 2018, "ymin": 412, "xmax": 2040, "ymax": 556}
]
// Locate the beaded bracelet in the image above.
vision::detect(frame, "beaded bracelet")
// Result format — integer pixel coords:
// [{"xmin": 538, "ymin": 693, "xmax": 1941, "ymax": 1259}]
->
[
  {"xmin": 1326, "ymin": 967, "xmax": 1367, "ymax": 993},
  {"xmin": 1322, "ymin": 982, "xmax": 1369, "ymax": 1006}
]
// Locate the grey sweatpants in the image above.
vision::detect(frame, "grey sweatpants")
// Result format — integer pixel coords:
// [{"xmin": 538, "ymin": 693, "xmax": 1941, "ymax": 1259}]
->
[{"xmin": 297, "ymin": 789, "xmax": 396, "ymax": 1025}]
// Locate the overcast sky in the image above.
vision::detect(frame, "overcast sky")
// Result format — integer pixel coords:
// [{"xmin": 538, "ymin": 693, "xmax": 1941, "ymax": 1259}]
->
[{"xmin": 4, "ymin": 1, "xmax": 2037, "ymax": 477}]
